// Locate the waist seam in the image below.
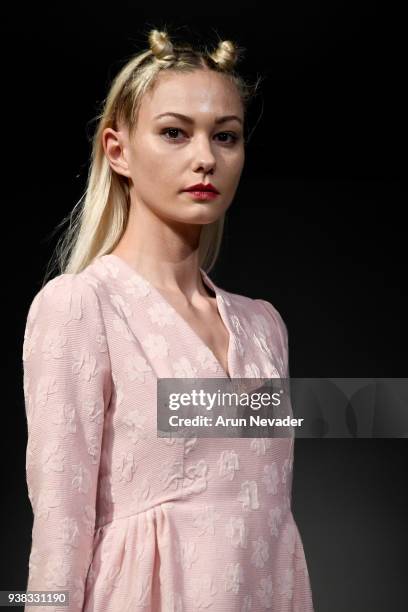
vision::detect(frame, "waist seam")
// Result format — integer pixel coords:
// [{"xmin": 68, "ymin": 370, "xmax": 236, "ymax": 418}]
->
[{"xmin": 95, "ymin": 500, "xmax": 173, "ymax": 531}]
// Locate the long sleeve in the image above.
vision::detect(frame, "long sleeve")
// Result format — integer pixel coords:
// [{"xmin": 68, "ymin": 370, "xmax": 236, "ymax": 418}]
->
[
  {"xmin": 22, "ymin": 273, "xmax": 112, "ymax": 611},
  {"xmin": 256, "ymin": 299, "xmax": 290, "ymax": 377}
]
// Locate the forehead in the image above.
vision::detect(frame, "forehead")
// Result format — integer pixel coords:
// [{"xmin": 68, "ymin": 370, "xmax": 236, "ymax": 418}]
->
[{"xmin": 141, "ymin": 69, "xmax": 243, "ymax": 119}]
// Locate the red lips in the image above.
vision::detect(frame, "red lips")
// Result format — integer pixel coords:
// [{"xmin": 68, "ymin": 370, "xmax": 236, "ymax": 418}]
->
[{"xmin": 183, "ymin": 182, "xmax": 219, "ymax": 193}]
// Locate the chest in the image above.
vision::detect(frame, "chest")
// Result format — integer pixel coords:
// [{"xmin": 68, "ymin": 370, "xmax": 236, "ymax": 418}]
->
[
  {"xmin": 156, "ymin": 292, "xmax": 231, "ymax": 377},
  {"xmin": 189, "ymin": 299, "xmax": 230, "ymax": 375}
]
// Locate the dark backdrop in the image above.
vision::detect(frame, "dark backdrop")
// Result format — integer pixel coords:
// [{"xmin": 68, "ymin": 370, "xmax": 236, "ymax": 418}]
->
[{"xmin": 3, "ymin": 5, "xmax": 406, "ymax": 612}]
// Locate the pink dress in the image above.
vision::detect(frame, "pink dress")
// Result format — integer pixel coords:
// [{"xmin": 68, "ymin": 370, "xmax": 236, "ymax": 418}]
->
[{"xmin": 23, "ymin": 253, "xmax": 314, "ymax": 611}]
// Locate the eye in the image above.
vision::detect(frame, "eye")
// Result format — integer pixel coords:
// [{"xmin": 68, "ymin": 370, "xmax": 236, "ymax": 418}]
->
[
  {"xmin": 161, "ymin": 128, "xmax": 184, "ymax": 141},
  {"xmin": 216, "ymin": 132, "xmax": 238, "ymax": 144},
  {"xmin": 160, "ymin": 128, "xmax": 239, "ymax": 144}
]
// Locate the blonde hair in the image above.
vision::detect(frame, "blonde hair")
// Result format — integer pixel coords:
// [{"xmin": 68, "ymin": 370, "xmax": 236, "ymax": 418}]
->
[{"xmin": 43, "ymin": 28, "xmax": 262, "ymax": 286}]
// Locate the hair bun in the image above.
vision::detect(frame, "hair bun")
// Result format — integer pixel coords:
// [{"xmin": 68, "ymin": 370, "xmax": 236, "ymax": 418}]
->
[
  {"xmin": 209, "ymin": 40, "xmax": 239, "ymax": 71},
  {"xmin": 148, "ymin": 29, "xmax": 175, "ymax": 61}
]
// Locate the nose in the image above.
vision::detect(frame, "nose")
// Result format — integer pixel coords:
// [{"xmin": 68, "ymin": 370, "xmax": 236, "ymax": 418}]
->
[{"xmin": 192, "ymin": 135, "xmax": 216, "ymax": 175}]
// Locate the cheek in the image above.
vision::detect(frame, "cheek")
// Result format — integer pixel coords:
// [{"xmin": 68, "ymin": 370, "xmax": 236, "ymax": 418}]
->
[
  {"xmin": 131, "ymin": 140, "xmax": 178, "ymax": 184},
  {"xmin": 129, "ymin": 147, "xmax": 181, "ymax": 198},
  {"xmin": 224, "ymin": 151, "xmax": 245, "ymax": 181}
]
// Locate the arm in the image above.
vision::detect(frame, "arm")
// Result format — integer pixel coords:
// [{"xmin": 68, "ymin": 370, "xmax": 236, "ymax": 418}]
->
[
  {"xmin": 22, "ymin": 274, "xmax": 112, "ymax": 611},
  {"xmin": 256, "ymin": 298, "xmax": 290, "ymax": 377}
]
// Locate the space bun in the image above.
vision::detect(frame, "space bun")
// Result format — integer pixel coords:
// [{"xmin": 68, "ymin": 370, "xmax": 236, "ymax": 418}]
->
[
  {"xmin": 148, "ymin": 29, "xmax": 175, "ymax": 61},
  {"xmin": 209, "ymin": 40, "xmax": 239, "ymax": 71}
]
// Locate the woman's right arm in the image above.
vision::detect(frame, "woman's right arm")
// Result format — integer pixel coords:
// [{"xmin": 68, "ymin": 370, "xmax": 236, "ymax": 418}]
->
[{"xmin": 22, "ymin": 274, "xmax": 112, "ymax": 611}]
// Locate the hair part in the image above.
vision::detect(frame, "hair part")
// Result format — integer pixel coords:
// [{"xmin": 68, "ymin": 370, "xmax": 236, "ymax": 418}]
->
[{"xmin": 43, "ymin": 28, "xmax": 263, "ymax": 286}]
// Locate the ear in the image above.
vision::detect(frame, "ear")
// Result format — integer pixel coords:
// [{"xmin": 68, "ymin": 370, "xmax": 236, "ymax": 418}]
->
[{"xmin": 102, "ymin": 127, "xmax": 132, "ymax": 178}]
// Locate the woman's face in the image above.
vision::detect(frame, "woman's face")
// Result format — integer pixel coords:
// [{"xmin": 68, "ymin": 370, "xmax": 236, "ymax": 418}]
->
[{"xmin": 105, "ymin": 68, "xmax": 245, "ymax": 225}]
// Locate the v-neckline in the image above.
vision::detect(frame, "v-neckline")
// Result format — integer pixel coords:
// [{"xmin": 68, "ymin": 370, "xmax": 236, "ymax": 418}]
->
[{"xmin": 101, "ymin": 253, "xmax": 233, "ymax": 380}]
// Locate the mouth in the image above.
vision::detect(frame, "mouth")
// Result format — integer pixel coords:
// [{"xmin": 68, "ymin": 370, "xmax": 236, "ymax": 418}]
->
[
  {"xmin": 184, "ymin": 189, "xmax": 218, "ymax": 193},
  {"xmin": 182, "ymin": 190, "xmax": 219, "ymax": 201},
  {"xmin": 182, "ymin": 182, "xmax": 220, "ymax": 195}
]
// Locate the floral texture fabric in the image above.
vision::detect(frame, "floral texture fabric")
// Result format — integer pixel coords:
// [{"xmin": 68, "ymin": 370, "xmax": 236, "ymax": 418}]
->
[{"xmin": 22, "ymin": 253, "xmax": 314, "ymax": 611}]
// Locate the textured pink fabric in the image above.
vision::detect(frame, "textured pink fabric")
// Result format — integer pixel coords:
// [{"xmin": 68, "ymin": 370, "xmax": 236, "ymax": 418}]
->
[{"xmin": 23, "ymin": 253, "xmax": 314, "ymax": 611}]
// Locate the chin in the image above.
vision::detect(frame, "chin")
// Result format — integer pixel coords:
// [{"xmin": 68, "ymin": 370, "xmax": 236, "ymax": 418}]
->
[
  {"xmin": 188, "ymin": 207, "xmax": 225, "ymax": 223},
  {"xmin": 175, "ymin": 201, "xmax": 226, "ymax": 220}
]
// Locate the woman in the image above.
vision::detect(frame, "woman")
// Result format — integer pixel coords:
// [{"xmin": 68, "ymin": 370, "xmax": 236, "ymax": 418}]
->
[{"xmin": 22, "ymin": 28, "xmax": 314, "ymax": 611}]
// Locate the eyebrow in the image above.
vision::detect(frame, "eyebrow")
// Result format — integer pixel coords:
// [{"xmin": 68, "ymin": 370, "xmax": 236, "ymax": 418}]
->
[{"xmin": 154, "ymin": 112, "xmax": 243, "ymax": 125}]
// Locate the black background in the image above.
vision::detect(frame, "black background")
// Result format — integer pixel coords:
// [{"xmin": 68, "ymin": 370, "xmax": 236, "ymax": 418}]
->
[{"xmin": 3, "ymin": 4, "xmax": 407, "ymax": 611}]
